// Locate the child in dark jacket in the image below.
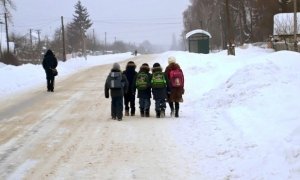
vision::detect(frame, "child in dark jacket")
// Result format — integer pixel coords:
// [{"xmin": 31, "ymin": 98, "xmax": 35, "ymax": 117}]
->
[
  {"xmin": 133, "ymin": 63, "xmax": 152, "ymax": 117},
  {"xmin": 151, "ymin": 63, "xmax": 169, "ymax": 118},
  {"xmin": 105, "ymin": 63, "xmax": 129, "ymax": 121},
  {"xmin": 123, "ymin": 61, "xmax": 137, "ymax": 116}
]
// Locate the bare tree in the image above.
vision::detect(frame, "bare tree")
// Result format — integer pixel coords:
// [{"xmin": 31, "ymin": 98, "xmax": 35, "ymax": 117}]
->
[
  {"xmin": 182, "ymin": 0, "xmax": 284, "ymax": 50},
  {"xmin": 0, "ymin": 0, "xmax": 15, "ymax": 20}
]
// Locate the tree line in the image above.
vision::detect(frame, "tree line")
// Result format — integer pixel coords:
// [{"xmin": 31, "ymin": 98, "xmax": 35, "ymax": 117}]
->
[
  {"xmin": 182, "ymin": 0, "xmax": 299, "ymax": 50},
  {"xmin": 1, "ymin": 0, "xmax": 157, "ymax": 65},
  {"xmin": 2, "ymin": 0, "xmax": 299, "ymax": 65}
]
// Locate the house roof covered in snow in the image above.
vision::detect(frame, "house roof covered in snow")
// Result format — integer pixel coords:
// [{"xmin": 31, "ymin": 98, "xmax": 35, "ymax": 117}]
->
[{"xmin": 186, "ymin": 29, "xmax": 212, "ymax": 39}]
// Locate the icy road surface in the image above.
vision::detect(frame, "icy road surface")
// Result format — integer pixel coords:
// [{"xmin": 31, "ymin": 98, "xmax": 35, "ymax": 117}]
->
[{"xmin": 0, "ymin": 55, "xmax": 197, "ymax": 179}]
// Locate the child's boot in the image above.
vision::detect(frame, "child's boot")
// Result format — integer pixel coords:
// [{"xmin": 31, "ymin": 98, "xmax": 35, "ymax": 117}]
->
[
  {"xmin": 175, "ymin": 110, "xmax": 179, "ymax": 118},
  {"xmin": 125, "ymin": 110, "xmax": 129, "ymax": 116},
  {"xmin": 160, "ymin": 108, "xmax": 165, "ymax": 118},
  {"xmin": 169, "ymin": 102, "xmax": 175, "ymax": 117},
  {"xmin": 156, "ymin": 110, "xmax": 160, "ymax": 118},
  {"xmin": 145, "ymin": 109, "xmax": 150, "ymax": 117},
  {"xmin": 175, "ymin": 103, "xmax": 179, "ymax": 118},
  {"xmin": 131, "ymin": 108, "xmax": 135, "ymax": 116},
  {"xmin": 140, "ymin": 108, "xmax": 145, "ymax": 117}
]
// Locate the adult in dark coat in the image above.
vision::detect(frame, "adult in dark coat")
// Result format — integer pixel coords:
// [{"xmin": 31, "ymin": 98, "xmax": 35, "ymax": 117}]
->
[
  {"xmin": 165, "ymin": 56, "xmax": 184, "ymax": 117},
  {"xmin": 123, "ymin": 61, "xmax": 137, "ymax": 116},
  {"xmin": 105, "ymin": 63, "xmax": 129, "ymax": 121},
  {"xmin": 42, "ymin": 49, "xmax": 58, "ymax": 92},
  {"xmin": 133, "ymin": 63, "xmax": 152, "ymax": 117},
  {"xmin": 151, "ymin": 62, "xmax": 170, "ymax": 118}
]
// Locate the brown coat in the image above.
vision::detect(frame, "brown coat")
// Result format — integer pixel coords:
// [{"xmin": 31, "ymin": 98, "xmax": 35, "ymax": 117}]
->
[{"xmin": 165, "ymin": 63, "xmax": 184, "ymax": 102}]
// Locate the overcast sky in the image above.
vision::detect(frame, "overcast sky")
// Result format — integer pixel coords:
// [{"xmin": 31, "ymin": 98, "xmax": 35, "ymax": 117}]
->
[{"xmin": 9, "ymin": 0, "xmax": 190, "ymax": 47}]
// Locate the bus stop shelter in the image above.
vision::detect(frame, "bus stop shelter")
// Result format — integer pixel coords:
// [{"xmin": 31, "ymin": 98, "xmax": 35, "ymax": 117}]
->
[{"xmin": 186, "ymin": 29, "xmax": 212, "ymax": 54}]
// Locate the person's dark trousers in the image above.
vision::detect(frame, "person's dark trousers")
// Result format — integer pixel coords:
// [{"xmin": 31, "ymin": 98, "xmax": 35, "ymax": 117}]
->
[
  {"xmin": 124, "ymin": 93, "xmax": 135, "ymax": 115},
  {"xmin": 139, "ymin": 98, "xmax": 151, "ymax": 117},
  {"xmin": 47, "ymin": 76, "xmax": 55, "ymax": 91},
  {"xmin": 169, "ymin": 102, "xmax": 179, "ymax": 117},
  {"xmin": 155, "ymin": 98, "xmax": 166, "ymax": 111},
  {"xmin": 169, "ymin": 102, "xmax": 174, "ymax": 116},
  {"xmin": 155, "ymin": 98, "xmax": 166, "ymax": 118},
  {"xmin": 111, "ymin": 96, "xmax": 123, "ymax": 120}
]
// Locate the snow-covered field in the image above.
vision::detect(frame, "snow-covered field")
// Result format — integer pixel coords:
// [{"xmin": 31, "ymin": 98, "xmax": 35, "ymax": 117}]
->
[{"xmin": 1, "ymin": 45, "xmax": 300, "ymax": 179}]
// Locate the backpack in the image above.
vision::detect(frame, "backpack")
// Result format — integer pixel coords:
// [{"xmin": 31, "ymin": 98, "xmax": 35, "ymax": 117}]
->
[
  {"xmin": 108, "ymin": 72, "xmax": 123, "ymax": 89},
  {"xmin": 169, "ymin": 69, "xmax": 184, "ymax": 88},
  {"xmin": 151, "ymin": 71, "xmax": 166, "ymax": 88},
  {"xmin": 136, "ymin": 72, "xmax": 149, "ymax": 90}
]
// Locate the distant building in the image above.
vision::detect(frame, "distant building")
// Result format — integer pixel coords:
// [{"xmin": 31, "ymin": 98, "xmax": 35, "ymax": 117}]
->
[{"xmin": 186, "ymin": 29, "xmax": 212, "ymax": 54}]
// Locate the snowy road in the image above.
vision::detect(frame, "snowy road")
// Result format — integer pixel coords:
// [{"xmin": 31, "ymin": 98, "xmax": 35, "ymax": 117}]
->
[
  {"xmin": 0, "ymin": 55, "xmax": 193, "ymax": 179},
  {"xmin": 2, "ymin": 47, "xmax": 300, "ymax": 179}
]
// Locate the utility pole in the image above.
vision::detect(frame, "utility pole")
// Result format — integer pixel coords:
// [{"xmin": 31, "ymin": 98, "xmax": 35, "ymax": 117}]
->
[
  {"xmin": 225, "ymin": 0, "xmax": 235, "ymax": 55},
  {"xmin": 36, "ymin": 29, "xmax": 41, "ymax": 45},
  {"xmin": 61, "ymin": 16, "xmax": 66, "ymax": 61},
  {"xmin": 83, "ymin": 33, "xmax": 86, "ymax": 60},
  {"xmin": 104, "ymin": 32, "xmax": 107, "ymax": 54},
  {"xmin": 294, "ymin": 0, "xmax": 298, "ymax": 51},
  {"xmin": 29, "ymin": 29, "xmax": 34, "ymax": 59},
  {"xmin": 36, "ymin": 29, "xmax": 41, "ymax": 60},
  {"xmin": 4, "ymin": 12, "xmax": 9, "ymax": 53},
  {"xmin": 36, "ymin": 29, "xmax": 41, "ymax": 54},
  {"xmin": 0, "ymin": 21, "xmax": 3, "ymax": 57},
  {"xmin": 29, "ymin": 29, "xmax": 33, "ymax": 48},
  {"xmin": 93, "ymin": 29, "xmax": 95, "ymax": 53}
]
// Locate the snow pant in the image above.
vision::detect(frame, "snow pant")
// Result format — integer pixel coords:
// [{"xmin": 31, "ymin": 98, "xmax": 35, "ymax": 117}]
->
[
  {"xmin": 124, "ymin": 93, "xmax": 135, "ymax": 115},
  {"xmin": 155, "ymin": 98, "xmax": 166, "ymax": 112},
  {"xmin": 111, "ymin": 96, "xmax": 123, "ymax": 119},
  {"xmin": 139, "ymin": 98, "xmax": 151, "ymax": 117},
  {"xmin": 154, "ymin": 99, "xmax": 166, "ymax": 118},
  {"xmin": 46, "ymin": 76, "xmax": 55, "ymax": 91}
]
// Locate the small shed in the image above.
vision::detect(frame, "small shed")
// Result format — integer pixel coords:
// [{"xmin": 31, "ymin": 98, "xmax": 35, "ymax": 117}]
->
[{"xmin": 186, "ymin": 29, "xmax": 212, "ymax": 54}]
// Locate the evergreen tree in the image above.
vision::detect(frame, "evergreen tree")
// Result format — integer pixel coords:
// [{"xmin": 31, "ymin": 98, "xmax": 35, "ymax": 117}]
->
[{"xmin": 67, "ymin": 0, "xmax": 92, "ymax": 55}]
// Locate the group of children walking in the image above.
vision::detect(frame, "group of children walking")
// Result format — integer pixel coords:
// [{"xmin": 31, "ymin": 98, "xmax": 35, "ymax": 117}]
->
[{"xmin": 105, "ymin": 57, "xmax": 184, "ymax": 121}]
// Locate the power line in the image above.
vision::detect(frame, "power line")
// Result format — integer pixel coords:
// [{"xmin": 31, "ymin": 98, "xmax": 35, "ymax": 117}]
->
[
  {"xmin": 64, "ymin": 16, "xmax": 182, "ymax": 21},
  {"xmin": 63, "ymin": 16, "xmax": 182, "ymax": 25},
  {"xmin": 92, "ymin": 20, "xmax": 182, "ymax": 25},
  {"xmin": 13, "ymin": 19, "xmax": 60, "ymax": 29}
]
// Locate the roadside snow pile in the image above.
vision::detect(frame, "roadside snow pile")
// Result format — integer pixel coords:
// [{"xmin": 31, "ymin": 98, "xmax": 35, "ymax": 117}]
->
[{"xmin": 164, "ymin": 47, "xmax": 300, "ymax": 179}]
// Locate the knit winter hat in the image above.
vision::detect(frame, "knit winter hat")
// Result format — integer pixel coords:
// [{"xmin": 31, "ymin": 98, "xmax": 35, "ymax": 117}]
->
[
  {"xmin": 127, "ymin": 61, "xmax": 136, "ymax": 66},
  {"xmin": 142, "ymin": 63, "xmax": 149, "ymax": 67},
  {"xmin": 168, "ymin": 56, "xmax": 176, "ymax": 64},
  {"xmin": 112, "ymin": 63, "xmax": 121, "ymax": 70},
  {"xmin": 126, "ymin": 61, "xmax": 136, "ymax": 69},
  {"xmin": 153, "ymin": 62, "xmax": 161, "ymax": 68}
]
